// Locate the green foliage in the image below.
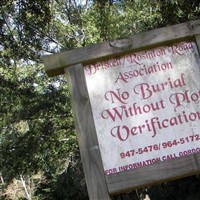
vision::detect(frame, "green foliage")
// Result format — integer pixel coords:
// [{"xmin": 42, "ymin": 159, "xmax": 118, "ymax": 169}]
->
[
  {"xmin": 157, "ymin": 0, "xmax": 200, "ymax": 26},
  {"xmin": 0, "ymin": 64, "xmax": 77, "ymax": 180},
  {"xmin": 0, "ymin": 0, "xmax": 51, "ymax": 63},
  {"xmin": 35, "ymin": 154, "xmax": 88, "ymax": 200},
  {"xmin": 0, "ymin": 0, "xmax": 200, "ymax": 199}
]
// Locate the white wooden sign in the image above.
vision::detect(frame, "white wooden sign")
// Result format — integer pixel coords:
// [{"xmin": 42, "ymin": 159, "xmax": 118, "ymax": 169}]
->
[
  {"xmin": 84, "ymin": 41, "xmax": 200, "ymax": 176},
  {"xmin": 44, "ymin": 20, "xmax": 200, "ymax": 198}
]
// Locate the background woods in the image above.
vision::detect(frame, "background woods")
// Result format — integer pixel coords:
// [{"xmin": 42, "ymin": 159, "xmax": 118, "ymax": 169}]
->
[{"xmin": 1, "ymin": 0, "xmax": 200, "ymax": 199}]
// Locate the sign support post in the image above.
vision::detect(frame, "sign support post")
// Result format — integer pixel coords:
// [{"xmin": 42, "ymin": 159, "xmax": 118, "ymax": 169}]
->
[{"xmin": 65, "ymin": 64, "xmax": 111, "ymax": 199}]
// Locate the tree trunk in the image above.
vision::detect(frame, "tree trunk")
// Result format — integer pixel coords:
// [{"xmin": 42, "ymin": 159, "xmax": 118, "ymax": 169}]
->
[{"xmin": 20, "ymin": 175, "xmax": 31, "ymax": 200}]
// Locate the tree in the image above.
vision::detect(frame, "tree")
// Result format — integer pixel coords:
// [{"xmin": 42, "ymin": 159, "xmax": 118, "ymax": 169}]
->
[
  {"xmin": 0, "ymin": 0, "xmax": 83, "ymax": 198},
  {"xmin": 1, "ymin": 0, "xmax": 200, "ymax": 199},
  {"xmin": 0, "ymin": 63, "xmax": 81, "ymax": 198}
]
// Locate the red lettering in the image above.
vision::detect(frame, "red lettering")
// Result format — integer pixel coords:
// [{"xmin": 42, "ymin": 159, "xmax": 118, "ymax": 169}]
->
[{"xmin": 110, "ymin": 125, "xmax": 130, "ymax": 141}]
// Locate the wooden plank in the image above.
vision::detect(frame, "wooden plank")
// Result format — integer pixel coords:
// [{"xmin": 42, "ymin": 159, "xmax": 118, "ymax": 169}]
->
[
  {"xmin": 65, "ymin": 64, "xmax": 111, "ymax": 200},
  {"xmin": 195, "ymin": 34, "xmax": 200, "ymax": 53},
  {"xmin": 194, "ymin": 153, "xmax": 200, "ymax": 169},
  {"xmin": 106, "ymin": 153, "xmax": 200, "ymax": 195},
  {"xmin": 44, "ymin": 20, "xmax": 200, "ymax": 77}
]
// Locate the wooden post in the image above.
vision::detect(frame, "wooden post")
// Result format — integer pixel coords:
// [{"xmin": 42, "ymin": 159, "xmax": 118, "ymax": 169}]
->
[
  {"xmin": 65, "ymin": 64, "xmax": 111, "ymax": 200},
  {"xmin": 195, "ymin": 34, "xmax": 200, "ymax": 53},
  {"xmin": 44, "ymin": 20, "xmax": 200, "ymax": 77}
]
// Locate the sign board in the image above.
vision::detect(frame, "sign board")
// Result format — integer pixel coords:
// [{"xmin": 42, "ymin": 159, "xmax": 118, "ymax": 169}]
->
[
  {"xmin": 44, "ymin": 20, "xmax": 200, "ymax": 199},
  {"xmin": 84, "ymin": 41, "xmax": 200, "ymax": 176}
]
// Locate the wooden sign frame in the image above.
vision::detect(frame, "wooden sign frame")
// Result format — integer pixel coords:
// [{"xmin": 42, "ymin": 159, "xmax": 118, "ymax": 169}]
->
[{"xmin": 44, "ymin": 20, "xmax": 200, "ymax": 199}]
